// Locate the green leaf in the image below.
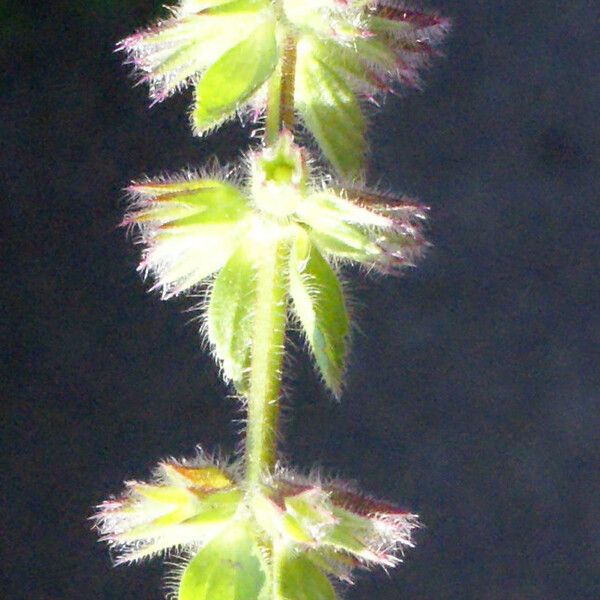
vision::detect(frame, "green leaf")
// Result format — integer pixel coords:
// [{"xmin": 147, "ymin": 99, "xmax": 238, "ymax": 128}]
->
[
  {"xmin": 296, "ymin": 35, "xmax": 366, "ymax": 180},
  {"xmin": 178, "ymin": 522, "xmax": 268, "ymax": 600},
  {"xmin": 193, "ymin": 19, "xmax": 278, "ymax": 133},
  {"xmin": 207, "ymin": 241, "xmax": 258, "ymax": 391},
  {"xmin": 278, "ymin": 553, "xmax": 337, "ymax": 600},
  {"xmin": 289, "ymin": 229, "xmax": 349, "ymax": 397}
]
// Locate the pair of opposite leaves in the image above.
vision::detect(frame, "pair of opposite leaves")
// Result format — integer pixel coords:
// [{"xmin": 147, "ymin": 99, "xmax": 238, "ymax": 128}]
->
[{"xmin": 178, "ymin": 522, "xmax": 336, "ymax": 600}]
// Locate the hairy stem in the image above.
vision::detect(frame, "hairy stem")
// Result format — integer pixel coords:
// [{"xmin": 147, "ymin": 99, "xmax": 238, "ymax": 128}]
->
[
  {"xmin": 246, "ymin": 25, "xmax": 298, "ymax": 486},
  {"xmin": 265, "ymin": 71, "xmax": 282, "ymax": 145},
  {"xmin": 265, "ymin": 33, "xmax": 297, "ymax": 144},
  {"xmin": 270, "ymin": 540, "xmax": 285, "ymax": 598},
  {"xmin": 279, "ymin": 36, "xmax": 297, "ymax": 132},
  {"xmin": 244, "ymin": 239, "xmax": 288, "ymax": 487}
]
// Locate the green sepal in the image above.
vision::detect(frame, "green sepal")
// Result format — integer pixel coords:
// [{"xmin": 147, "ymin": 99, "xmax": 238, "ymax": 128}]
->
[
  {"xmin": 128, "ymin": 11, "xmax": 263, "ymax": 100},
  {"xmin": 116, "ymin": 487, "xmax": 242, "ymax": 543},
  {"xmin": 303, "ymin": 548, "xmax": 356, "ymax": 582},
  {"xmin": 184, "ymin": 488, "xmax": 244, "ymax": 527},
  {"xmin": 367, "ymin": 15, "xmax": 414, "ymax": 37},
  {"xmin": 159, "ymin": 190, "xmax": 251, "ymax": 230},
  {"xmin": 315, "ymin": 36, "xmax": 395, "ymax": 93},
  {"xmin": 282, "ymin": 1, "xmax": 330, "ymax": 32},
  {"xmin": 207, "ymin": 241, "xmax": 258, "ymax": 391},
  {"xmin": 129, "ymin": 178, "xmax": 251, "ymax": 297},
  {"xmin": 296, "ymin": 35, "xmax": 366, "ymax": 180},
  {"xmin": 306, "ymin": 223, "xmax": 380, "ymax": 262},
  {"xmin": 196, "ymin": 0, "xmax": 269, "ymax": 15},
  {"xmin": 178, "ymin": 522, "xmax": 268, "ymax": 600},
  {"xmin": 289, "ymin": 229, "xmax": 349, "ymax": 397},
  {"xmin": 321, "ymin": 506, "xmax": 384, "ymax": 563},
  {"xmin": 301, "ymin": 192, "xmax": 391, "ymax": 229},
  {"xmin": 193, "ymin": 19, "xmax": 278, "ymax": 133},
  {"xmin": 297, "ymin": 194, "xmax": 384, "ymax": 263},
  {"xmin": 131, "ymin": 178, "xmax": 236, "ymax": 195},
  {"xmin": 178, "ymin": 0, "xmax": 266, "ymax": 15},
  {"xmin": 105, "ymin": 483, "xmax": 244, "ymax": 564},
  {"xmin": 136, "ymin": 181, "xmax": 250, "ymax": 228},
  {"xmin": 161, "ymin": 463, "xmax": 234, "ymax": 489},
  {"xmin": 352, "ymin": 36, "xmax": 398, "ymax": 73},
  {"xmin": 284, "ymin": 489, "xmax": 336, "ymax": 532},
  {"xmin": 147, "ymin": 230, "xmax": 241, "ymax": 298},
  {"xmin": 252, "ymin": 492, "xmax": 315, "ymax": 544},
  {"xmin": 132, "ymin": 483, "xmax": 198, "ymax": 505},
  {"xmin": 278, "ymin": 553, "xmax": 337, "ymax": 600}
]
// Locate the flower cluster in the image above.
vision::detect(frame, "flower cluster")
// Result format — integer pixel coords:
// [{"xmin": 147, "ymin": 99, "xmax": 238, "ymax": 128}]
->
[
  {"xmin": 93, "ymin": 455, "xmax": 242, "ymax": 564},
  {"xmin": 256, "ymin": 468, "xmax": 419, "ymax": 578},
  {"xmin": 118, "ymin": 0, "xmax": 449, "ymax": 177},
  {"xmin": 125, "ymin": 133, "xmax": 427, "ymax": 395},
  {"xmin": 93, "ymin": 452, "xmax": 418, "ymax": 599}
]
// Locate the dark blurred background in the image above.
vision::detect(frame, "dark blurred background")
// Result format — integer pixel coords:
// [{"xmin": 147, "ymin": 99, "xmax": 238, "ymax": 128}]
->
[{"xmin": 1, "ymin": 1, "xmax": 599, "ymax": 598}]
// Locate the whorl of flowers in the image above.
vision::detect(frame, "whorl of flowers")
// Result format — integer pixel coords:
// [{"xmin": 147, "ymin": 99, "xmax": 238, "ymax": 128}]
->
[
  {"xmin": 93, "ymin": 452, "xmax": 419, "ymax": 599},
  {"xmin": 123, "ymin": 133, "xmax": 427, "ymax": 395},
  {"xmin": 118, "ymin": 0, "xmax": 450, "ymax": 178}
]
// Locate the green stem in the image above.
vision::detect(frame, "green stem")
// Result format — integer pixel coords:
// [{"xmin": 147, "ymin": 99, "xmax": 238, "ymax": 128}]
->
[
  {"xmin": 246, "ymin": 26, "xmax": 298, "ymax": 487},
  {"xmin": 270, "ymin": 540, "xmax": 285, "ymax": 598},
  {"xmin": 245, "ymin": 239, "xmax": 288, "ymax": 487},
  {"xmin": 265, "ymin": 72, "xmax": 282, "ymax": 146}
]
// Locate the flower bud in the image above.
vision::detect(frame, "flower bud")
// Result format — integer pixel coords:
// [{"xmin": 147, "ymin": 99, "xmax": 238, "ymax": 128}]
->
[
  {"xmin": 93, "ymin": 458, "xmax": 243, "ymax": 564},
  {"xmin": 257, "ymin": 472, "xmax": 419, "ymax": 578}
]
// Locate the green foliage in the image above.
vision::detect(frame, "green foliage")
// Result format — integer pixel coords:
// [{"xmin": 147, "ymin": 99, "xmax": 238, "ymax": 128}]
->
[
  {"xmin": 193, "ymin": 19, "xmax": 278, "ymax": 133},
  {"xmin": 126, "ymin": 178, "xmax": 250, "ymax": 299},
  {"xmin": 278, "ymin": 553, "xmax": 337, "ymax": 600},
  {"xmin": 124, "ymin": 135, "xmax": 425, "ymax": 396},
  {"xmin": 289, "ymin": 229, "xmax": 349, "ymax": 397},
  {"xmin": 120, "ymin": 0, "xmax": 448, "ymax": 178},
  {"xmin": 295, "ymin": 37, "xmax": 366, "ymax": 180},
  {"xmin": 178, "ymin": 523, "xmax": 268, "ymax": 600},
  {"xmin": 97, "ymin": 1, "xmax": 449, "ymax": 598},
  {"xmin": 94, "ymin": 462, "xmax": 244, "ymax": 564},
  {"xmin": 207, "ymin": 243, "xmax": 258, "ymax": 391}
]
